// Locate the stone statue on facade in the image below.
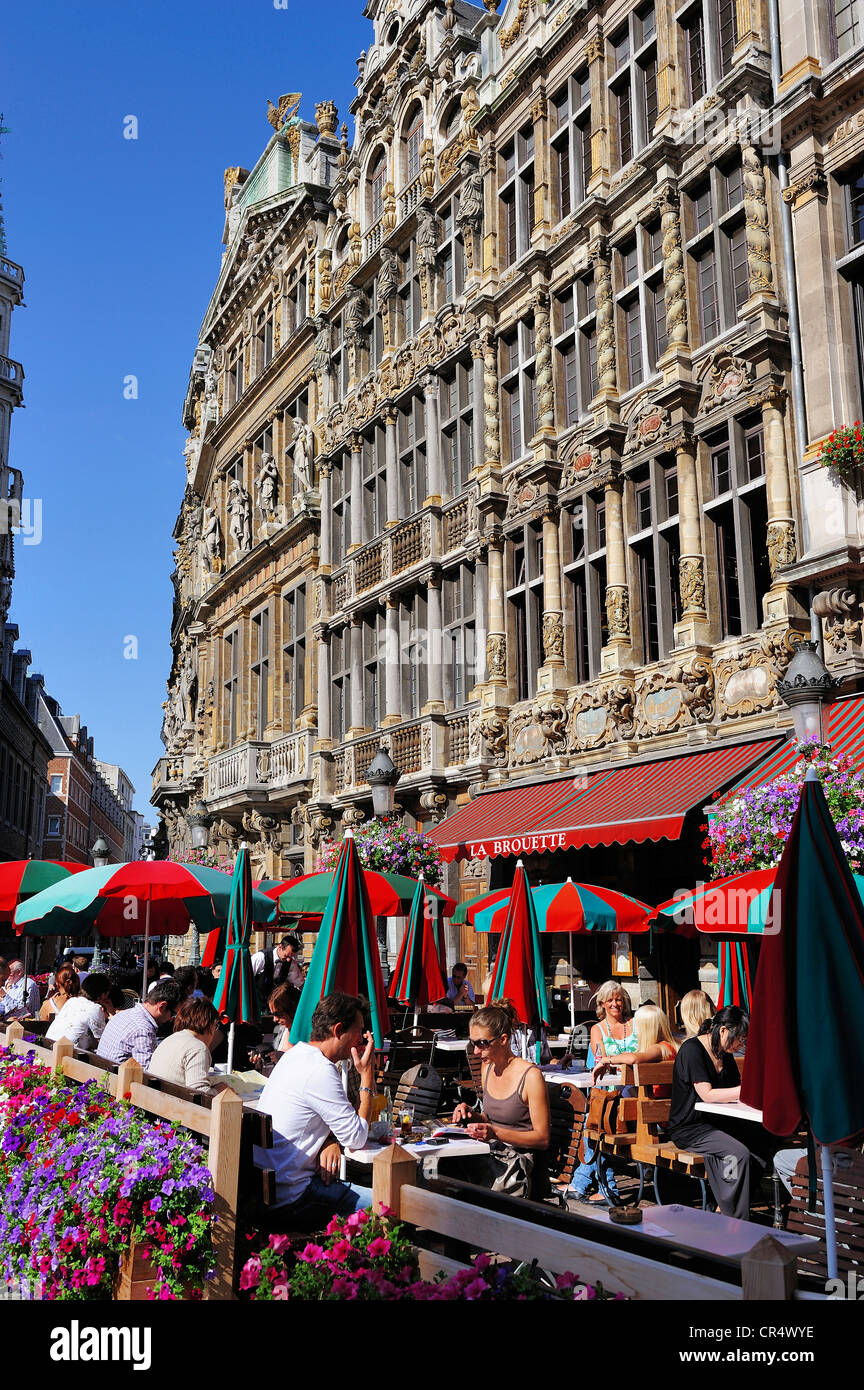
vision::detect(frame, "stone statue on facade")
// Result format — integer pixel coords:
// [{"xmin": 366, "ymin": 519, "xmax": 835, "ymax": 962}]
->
[
  {"xmin": 416, "ymin": 208, "xmax": 440, "ymax": 268},
  {"xmin": 203, "ymin": 369, "xmax": 219, "ymax": 425},
  {"xmin": 344, "ymin": 288, "xmax": 368, "ymax": 346},
  {"xmin": 292, "ymin": 420, "xmax": 316, "ymax": 493},
  {"xmin": 256, "ymin": 452, "xmax": 280, "ymax": 518},
  {"xmin": 376, "ymin": 248, "xmax": 400, "ymax": 312},
  {"xmin": 457, "ymin": 166, "xmax": 484, "ymax": 235},
  {"xmin": 313, "ymin": 313, "xmax": 331, "ymax": 372},
  {"xmin": 201, "ymin": 506, "xmax": 222, "ymax": 570},
  {"xmin": 227, "ymin": 479, "xmax": 252, "ymax": 554}
]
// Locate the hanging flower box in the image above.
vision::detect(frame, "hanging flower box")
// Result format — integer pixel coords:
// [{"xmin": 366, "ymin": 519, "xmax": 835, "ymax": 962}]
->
[{"xmin": 819, "ymin": 423, "xmax": 864, "ymax": 481}]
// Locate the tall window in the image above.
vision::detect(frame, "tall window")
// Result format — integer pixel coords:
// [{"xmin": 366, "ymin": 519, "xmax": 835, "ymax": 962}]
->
[
  {"xmin": 551, "ymin": 68, "xmax": 592, "ymax": 221},
  {"xmin": 404, "ymin": 107, "xmax": 423, "ymax": 183},
  {"xmin": 615, "ymin": 226, "xmax": 666, "ymax": 391},
  {"xmin": 440, "ymin": 358, "xmax": 474, "ymax": 496},
  {"xmin": 363, "ymin": 425, "xmax": 387, "ymax": 537},
  {"xmin": 283, "ymin": 586, "xmax": 306, "ymax": 727},
  {"xmin": 401, "ymin": 593, "xmax": 429, "ymax": 717},
  {"xmin": 223, "ymin": 630, "xmax": 240, "ymax": 746},
  {"xmin": 499, "ymin": 126, "xmax": 536, "ymax": 267},
  {"xmin": 363, "ymin": 609, "xmax": 384, "ymax": 729},
  {"xmin": 627, "ymin": 458, "xmax": 681, "ymax": 663},
  {"xmin": 254, "ymin": 305, "xmax": 274, "ymax": 375},
  {"xmin": 369, "ymin": 152, "xmax": 386, "ymax": 224},
  {"xmin": 251, "ymin": 609, "xmax": 270, "ymax": 740},
  {"xmin": 555, "ymin": 273, "xmax": 598, "ymax": 427},
  {"xmin": 285, "ymin": 271, "xmax": 307, "ymax": 335},
  {"xmin": 330, "ymin": 453, "xmax": 351, "ymax": 566},
  {"xmin": 840, "ymin": 162, "xmax": 864, "ymax": 405},
  {"xmin": 443, "ymin": 565, "xmax": 476, "ymax": 707},
  {"xmin": 834, "ymin": 0, "xmax": 864, "ymax": 55},
  {"xmin": 398, "ymin": 240, "xmax": 423, "ymax": 341},
  {"xmin": 563, "ymin": 495, "xmax": 607, "ymax": 682},
  {"xmin": 703, "ymin": 418, "xmax": 770, "ymax": 639},
  {"xmin": 686, "ymin": 157, "xmax": 748, "ymax": 346},
  {"xmin": 507, "ymin": 523, "xmax": 544, "ymax": 702},
  {"xmin": 608, "ymin": 3, "xmax": 657, "ymax": 170},
  {"xmin": 501, "ymin": 319, "xmax": 537, "ymax": 462},
  {"xmin": 330, "ymin": 627, "xmax": 351, "ymax": 743},
  {"xmin": 439, "ymin": 195, "xmax": 467, "ymax": 305},
  {"xmin": 678, "ymin": 0, "xmax": 738, "ymax": 104},
  {"xmin": 398, "ymin": 395, "xmax": 427, "ymax": 514},
  {"xmin": 226, "ymin": 339, "xmax": 244, "ymax": 411}
]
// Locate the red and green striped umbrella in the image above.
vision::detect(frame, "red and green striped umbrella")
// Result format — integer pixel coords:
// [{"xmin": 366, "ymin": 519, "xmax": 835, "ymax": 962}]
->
[
  {"xmin": 289, "ymin": 832, "xmax": 391, "ymax": 1047},
  {"xmin": 273, "ymin": 869, "xmax": 456, "ymax": 920},
  {"xmin": 389, "ymin": 878, "xmax": 446, "ymax": 1011},
  {"xmin": 467, "ymin": 879, "xmax": 654, "ymax": 935},
  {"xmin": 487, "ymin": 862, "xmax": 549, "ymax": 1062},
  {"xmin": 214, "ymin": 848, "xmax": 259, "ymax": 1069},
  {"xmin": 0, "ymin": 860, "xmax": 88, "ymax": 923},
  {"xmin": 650, "ymin": 868, "xmax": 777, "ymax": 939},
  {"xmin": 718, "ymin": 940, "xmax": 754, "ymax": 1010},
  {"xmin": 14, "ymin": 860, "xmax": 277, "ymax": 937}
]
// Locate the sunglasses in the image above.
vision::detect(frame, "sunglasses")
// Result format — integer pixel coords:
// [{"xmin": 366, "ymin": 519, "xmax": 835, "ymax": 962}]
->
[{"xmin": 471, "ymin": 1037, "xmax": 501, "ymax": 1050}]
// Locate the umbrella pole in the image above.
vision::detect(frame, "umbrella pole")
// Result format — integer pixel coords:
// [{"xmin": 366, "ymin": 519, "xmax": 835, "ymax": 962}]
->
[
  {"xmin": 141, "ymin": 900, "xmax": 150, "ymax": 999},
  {"xmin": 568, "ymin": 935, "xmax": 575, "ymax": 1031},
  {"xmin": 821, "ymin": 1145, "xmax": 838, "ymax": 1280},
  {"xmin": 227, "ymin": 1021, "xmax": 236, "ymax": 1076}
]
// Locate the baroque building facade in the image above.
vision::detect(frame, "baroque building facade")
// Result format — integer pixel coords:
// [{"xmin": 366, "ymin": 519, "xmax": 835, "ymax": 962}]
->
[{"xmin": 154, "ymin": 0, "xmax": 864, "ymax": 980}]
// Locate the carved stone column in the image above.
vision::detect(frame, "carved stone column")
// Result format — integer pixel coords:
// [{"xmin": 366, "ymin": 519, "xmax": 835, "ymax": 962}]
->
[
  {"xmin": 672, "ymin": 434, "xmax": 710, "ymax": 648},
  {"xmin": 423, "ymin": 372, "xmax": 442, "ymax": 504},
  {"xmin": 471, "ymin": 340, "xmax": 486, "ymax": 470},
  {"xmin": 532, "ymin": 287, "xmax": 555, "ymax": 440},
  {"xmin": 348, "ymin": 618, "xmax": 365, "ymax": 737},
  {"xmin": 742, "ymin": 142, "xmax": 777, "ymax": 307},
  {"xmin": 319, "ymin": 461, "xmax": 332, "ymax": 569},
  {"xmin": 383, "ymin": 405, "xmax": 399, "ymax": 526},
  {"xmin": 538, "ymin": 504, "xmax": 565, "ymax": 690},
  {"xmin": 591, "ymin": 239, "xmax": 617, "ymax": 400},
  {"xmin": 761, "ymin": 384, "xmax": 798, "ymax": 606},
  {"xmin": 381, "ymin": 598, "xmax": 402, "ymax": 728},
  {"xmin": 601, "ymin": 470, "xmax": 632, "ymax": 670},
  {"xmin": 316, "ymin": 629, "xmax": 332, "ymax": 746},
  {"xmin": 653, "ymin": 184, "xmax": 689, "ymax": 362},
  {"xmin": 425, "ymin": 573, "xmax": 445, "ymax": 711},
  {"xmin": 474, "ymin": 543, "xmax": 488, "ymax": 689},
  {"xmin": 486, "ymin": 536, "xmax": 507, "ymax": 690},
  {"xmin": 348, "ymin": 432, "xmax": 363, "ymax": 552},
  {"xmin": 585, "ymin": 34, "xmax": 609, "ymax": 195},
  {"xmin": 481, "ymin": 329, "xmax": 500, "ymax": 472}
]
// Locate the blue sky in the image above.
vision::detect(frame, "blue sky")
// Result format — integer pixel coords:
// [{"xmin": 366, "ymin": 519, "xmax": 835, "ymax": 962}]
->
[{"xmin": 2, "ymin": 0, "xmax": 367, "ymax": 816}]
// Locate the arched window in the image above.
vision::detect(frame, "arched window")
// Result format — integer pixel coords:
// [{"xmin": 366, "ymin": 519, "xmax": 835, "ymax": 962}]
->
[
  {"xmin": 370, "ymin": 152, "xmax": 386, "ymax": 223},
  {"xmin": 404, "ymin": 107, "xmax": 423, "ymax": 183}
]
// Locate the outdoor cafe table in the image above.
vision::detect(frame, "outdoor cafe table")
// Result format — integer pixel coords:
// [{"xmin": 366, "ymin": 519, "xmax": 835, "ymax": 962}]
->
[
  {"xmin": 540, "ymin": 1066, "xmax": 623, "ymax": 1088},
  {"xmin": 695, "ymin": 1100, "xmax": 764, "ymax": 1122},
  {"xmin": 340, "ymin": 1134, "xmax": 490, "ymax": 1181},
  {"xmin": 590, "ymin": 1202, "xmax": 817, "ymax": 1259},
  {"xmin": 433, "ymin": 1037, "xmax": 572, "ymax": 1053}
]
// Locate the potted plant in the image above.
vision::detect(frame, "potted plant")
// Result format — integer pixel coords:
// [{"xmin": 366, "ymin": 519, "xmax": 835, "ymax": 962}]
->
[{"xmin": 819, "ymin": 422, "xmax": 864, "ymax": 481}]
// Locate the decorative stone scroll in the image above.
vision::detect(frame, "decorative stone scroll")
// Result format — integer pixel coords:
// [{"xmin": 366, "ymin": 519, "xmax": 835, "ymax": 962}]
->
[
  {"xmin": 634, "ymin": 656, "xmax": 714, "ymax": 736},
  {"xmin": 697, "ymin": 346, "xmax": 754, "ymax": 416},
  {"xmin": 559, "ymin": 436, "xmax": 601, "ymax": 491},
  {"xmin": 623, "ymin": 397, "xmax": 671, "ymax": 455}
]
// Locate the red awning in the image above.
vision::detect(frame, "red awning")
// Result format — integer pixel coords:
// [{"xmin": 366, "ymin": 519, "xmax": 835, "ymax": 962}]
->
[
  {"xmin": 428, "ymin": 738, "xmax": 782, "ymax": 863},
  {"xmin": 721, "ymin": 694, "xmax": 864, "ymax": 794}
]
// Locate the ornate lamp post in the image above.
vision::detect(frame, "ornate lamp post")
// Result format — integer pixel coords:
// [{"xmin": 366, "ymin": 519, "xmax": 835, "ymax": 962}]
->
[
  {"xmin": 186, "ymin": 800, "xmax": 213, "ymax": 966},
  {"xmin": 776, "ymin": 640, "xmax": 839, "ymax": 743},
  {"xmin": 90, "ymin": 836, "xmax": 110, "ymax": 969}
]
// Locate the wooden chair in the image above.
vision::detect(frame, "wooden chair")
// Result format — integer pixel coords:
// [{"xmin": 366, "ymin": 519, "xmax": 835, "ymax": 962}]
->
[
  {"xmin": 628, "ymin": 1061, "xmax": 711, "ymax": 1208},
  {"xmin": 547, "ymin": 1082, "xmax": 588, "ymax": 1204},
  {"xmin": 393, "ymin": 1063, "xmax": 443, "ymax": 1122},
  {"xmin": 381, "ymin": 1028, "xmax": 436, "ymax": 1089},
  {"xmin": 787, "ymin": 1149, "xmax": 864, "ymax": 1280}
]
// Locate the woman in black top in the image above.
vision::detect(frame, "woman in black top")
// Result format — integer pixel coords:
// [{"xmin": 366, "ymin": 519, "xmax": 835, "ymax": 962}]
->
[{"xmin": 669, "ymin": 1006, "xmax": 773, "ymax": 1220}]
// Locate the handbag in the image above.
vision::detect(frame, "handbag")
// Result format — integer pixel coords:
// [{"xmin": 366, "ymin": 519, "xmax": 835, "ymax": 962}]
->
[{"xmin": 486, "ymin": 1141, "xmax": 535, "ymax": 1199}]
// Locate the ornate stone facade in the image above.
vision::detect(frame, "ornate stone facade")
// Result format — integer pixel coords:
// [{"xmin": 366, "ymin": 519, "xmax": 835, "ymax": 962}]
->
[{"xmin": 153, "ymin": 0, "xmax": 864, "ymax": 923}]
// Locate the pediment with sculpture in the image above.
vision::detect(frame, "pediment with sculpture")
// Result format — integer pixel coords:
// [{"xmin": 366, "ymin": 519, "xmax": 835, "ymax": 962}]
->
[{"xmin": 697, "ymin": 345, "xmax": 755, "ymax": 417}]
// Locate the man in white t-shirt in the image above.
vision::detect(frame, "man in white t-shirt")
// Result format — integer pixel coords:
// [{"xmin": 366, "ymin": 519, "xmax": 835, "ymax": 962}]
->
[
  {"xmin": 256, "ymin": 991, "xmax": 376, "ymax": 1228},
  {"xmin": 46, "ymin": 972, "xmax": 111, "ymax": 1051}
]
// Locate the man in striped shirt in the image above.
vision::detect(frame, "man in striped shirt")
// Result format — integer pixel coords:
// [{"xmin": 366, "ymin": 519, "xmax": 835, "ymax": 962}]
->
[{"xmin": 97, "ymin": 979, "xmax": 181, "ymax": 1069}]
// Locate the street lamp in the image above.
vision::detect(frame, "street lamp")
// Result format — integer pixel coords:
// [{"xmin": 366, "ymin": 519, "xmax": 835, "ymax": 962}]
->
[
  {"xmin": 366, "ymin": 745, "xmax": 401, "ymax": 820},
  {"xmin": 90, "ymin": 837, "xmax": 111, "ymax": 969},
  {"xmin": 185, "ymin": 801, "xmax": 213, "ymax": 967},
  {"xmin": 776, "ymin": 640, "xmax": 839, "ymax": 743}
]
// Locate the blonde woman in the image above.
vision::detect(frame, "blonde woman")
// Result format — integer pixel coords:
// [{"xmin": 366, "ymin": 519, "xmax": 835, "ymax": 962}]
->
[
  {"xmin": 569, "ymin": 981, "xmax": 636, "ymax": 1205},
  {"xmin": 679, "ymin": 989, "xmax": 716, "ymax": 1039},
  {"xmin": 593, "ymin": 1004, "xmax": 678, "ymax": 1093}
]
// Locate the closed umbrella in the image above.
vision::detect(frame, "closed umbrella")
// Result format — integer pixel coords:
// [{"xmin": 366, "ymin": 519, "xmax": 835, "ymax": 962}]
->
[
  {"xmin": 718, "ymin": 940, "xmax": 754, "ymax": 1010},
  {"xmin": 742, "ymin": 768, "xmax": 864, "ymax": 1278},
  {"xmin": 389, "ymin": 877, "xmax": 446, "ymax": 1018},
  {"xmin": 288, "ymin": 831, "xmax": 391, "ymax": 1047},
  {"xmin": 486, "ymin": 861, "xmax": 549, "ymax": 1062},
  {"xmin": 213, "ymin": 847, "xmax": 260, "ymax": 1074}
]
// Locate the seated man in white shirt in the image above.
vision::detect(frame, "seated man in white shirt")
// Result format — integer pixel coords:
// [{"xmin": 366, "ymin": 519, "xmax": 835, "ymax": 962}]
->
[
  {"xmin": 446, "ymin": 962, "xmax": 476, "ymax": 1006},
  {"xmin": 256, "ymin": 991, "xmax": 376, "ymax": 1230},
  {"xmin": 46, "ymin": 972, "xmax": 111, "ymax": 1051},
  {"xmin": 0, "ymin": 960, "xmax": 42, "ymax": 1020}
]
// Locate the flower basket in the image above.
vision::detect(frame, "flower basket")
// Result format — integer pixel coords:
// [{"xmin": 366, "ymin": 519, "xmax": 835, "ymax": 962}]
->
[
  {"xmin": 819, "ymin": 423, "xmax": 864, "ymax": 481},
  {"xmin": 114, "ymin": 1239, "xmax": 197, "ymax": 1302},
  {"xmin": 316, "ymin": 816, "xmax": 444, "ymax": 886}
]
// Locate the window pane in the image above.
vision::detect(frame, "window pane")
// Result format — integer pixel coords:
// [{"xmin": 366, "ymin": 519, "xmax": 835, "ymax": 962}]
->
[
  {"xmin": 641, "ymin": 55, "xmax": 658, "ymax": 139},
  {"xmin": 698, "ymin": 247, "xmax": 719, "ymax": 341},
  {"xmin": 625, "ymin": 298, "xmax": 643, "ymax": 388},
  {"xmin": 556, "ymin": 139, "xmax": 571, "ymax": 219},
  {"xmin": 617, "ymin": 83, "xmax": 633, "ymax": 166},
  {"xmin": 728, "ymin": 224, "xmax": 750, "ymax": 313},
  {"xmin": 686, "ymin": 11, "xmax": 706, "ymax": 103},
  {"xmin": 718, "ymin": 0, "xmax": 738, "ymax": 72}
]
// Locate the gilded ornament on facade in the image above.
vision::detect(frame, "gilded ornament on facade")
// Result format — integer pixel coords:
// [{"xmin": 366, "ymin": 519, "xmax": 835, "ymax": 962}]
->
[
  {"xmin": 623, "ymin": 396, "xmax": 671, "ymax": 455},
  {"xmin": 606, "ymin": 585, "xmax": 630, "ymax": 641},
  {"xmin": 559, "ymin": 437, "xmax": 600, "ymax": 490},
  {"xmin": 766, "ymin": 520, "xmax": 797, "ymax": 576},
  {"xmin": 697, "ymin": 346, "xmax": 754, "ymax": 415},
  {"xmin": 499, "ymin": 0, "xmax": 531, "ymax": 51},
  {"xmin": 315, "ymin": 101, "xmax": 339, "ymax": 137},
  {"xmin": 487, "ymin": 633, "xmax": 507, "ymax": 679},
  {"xmin": 679, "ymin": 556, "xmax": 706, "ymax": 613}
]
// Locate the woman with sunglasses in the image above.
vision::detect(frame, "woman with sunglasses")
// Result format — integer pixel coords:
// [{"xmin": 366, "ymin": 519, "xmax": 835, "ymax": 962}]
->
[{"xmin": 451, "ymin": 999, "xmax": 551, "ymax": 1199}]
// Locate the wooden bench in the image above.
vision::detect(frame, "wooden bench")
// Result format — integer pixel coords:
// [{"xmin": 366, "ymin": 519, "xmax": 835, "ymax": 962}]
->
[{"xmin": 787, "ymin": 1150, "xmax": 864, "ymax": 1280}]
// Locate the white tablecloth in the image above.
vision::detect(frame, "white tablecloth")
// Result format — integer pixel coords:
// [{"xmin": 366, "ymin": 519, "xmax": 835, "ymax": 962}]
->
[{"xmin": 695, "ymin": 1100, "xmax": 764, "ymax": 1122}]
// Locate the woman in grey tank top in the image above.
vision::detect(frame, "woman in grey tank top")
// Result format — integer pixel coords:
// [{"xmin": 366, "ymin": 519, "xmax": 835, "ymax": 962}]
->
[{"xmin": 452, "ymin": 1000, "xmax": 551, "ymax": 1199}]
